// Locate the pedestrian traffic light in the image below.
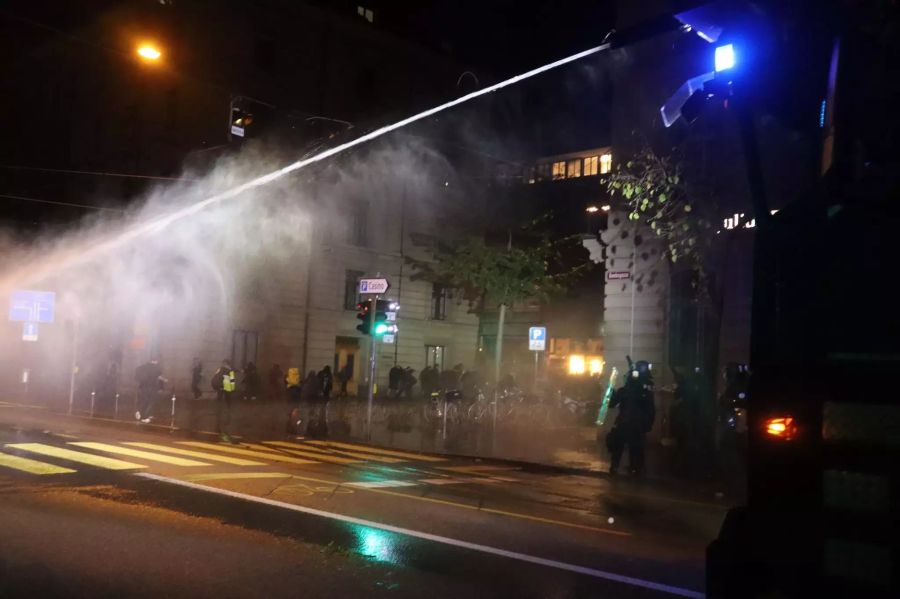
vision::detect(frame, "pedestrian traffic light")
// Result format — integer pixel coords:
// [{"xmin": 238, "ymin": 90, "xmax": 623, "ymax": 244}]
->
[
  {"xmin": 356, "ymin": 299, "xmax": 373, "ymax": 335},
  {"xmin": 372, "ymin": 299, "xmax": 392, "ymax": 336}
]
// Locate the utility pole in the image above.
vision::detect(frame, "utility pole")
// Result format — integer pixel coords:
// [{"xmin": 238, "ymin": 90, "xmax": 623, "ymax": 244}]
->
[{"xmin": 366, "ymin": 294, "xmax": 378, "ymax": 440}]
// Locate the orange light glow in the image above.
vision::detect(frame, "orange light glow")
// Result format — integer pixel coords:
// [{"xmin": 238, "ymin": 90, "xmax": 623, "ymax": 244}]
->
[
  {"xmin": 764, "ymin": 416, "xmax": 797, "ymax": 440},
  {"xmin": 137, "ymin": 44, "xmax": 162, "ymax": 61},
  {"xmin": 568, "ymin": 355, "xmax": 586, "ymax": 375}
]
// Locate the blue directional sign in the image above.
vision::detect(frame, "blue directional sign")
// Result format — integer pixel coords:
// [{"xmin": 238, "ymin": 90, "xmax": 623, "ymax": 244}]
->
[
  {"xmin": 22, "ymin": 322, "xmax": 39, "ymax": 342},
  {"xmin": 528, "ymin": 326, "xmax": 547, "ymax": 351},
  {"xmin": 9, "ymin": 290, "xmax": 56, "ymax": 323}
]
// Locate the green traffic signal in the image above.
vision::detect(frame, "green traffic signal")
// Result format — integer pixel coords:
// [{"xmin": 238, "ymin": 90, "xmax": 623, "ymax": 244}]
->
[{"xmin": 374, "ymin": 323, "xmax": 389, "ymax": 335}]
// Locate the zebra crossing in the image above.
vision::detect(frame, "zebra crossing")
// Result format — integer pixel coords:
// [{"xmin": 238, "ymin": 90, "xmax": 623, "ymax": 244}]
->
[{"xmin": 0, "ymin": 438, "xmax": 492, "ymax": 484}]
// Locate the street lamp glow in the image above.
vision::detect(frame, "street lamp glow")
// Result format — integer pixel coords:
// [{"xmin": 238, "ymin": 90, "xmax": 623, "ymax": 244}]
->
[
  {"xmin": 601, "ymin": 205, "xmax": 611, "ymax": 212},
  {"xmin": 585, "ymin": 206, "xmax": 599, "ymax": 213},
  {"xmin": 137, "ymin": 44, "xmax": 162, "ymax": 61},
  {"xmin": 714, "ymin": 44, "xmax": 735, "ymax": 72}
]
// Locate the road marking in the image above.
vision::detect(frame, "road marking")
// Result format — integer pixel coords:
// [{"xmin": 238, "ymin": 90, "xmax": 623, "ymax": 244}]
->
[
  {"xmin": 7, "ymin": 443, "xmax": 146, "ymax": 470},
  {"xmin": 177, "ymin": 442, "xmax": 320, "ymax": 465},
  {"xmin": 250, "ymin": 445, "xmax": 362, "ymax": 465},
  {"xmin": 69, "ymin": 442, "xmax": 211, "ymax": 467},
  {"xmin": 183, "ymin": 472, "xmax": 293, "ymax": 482},
  {"xmin": 136, "ymin": 472, "xmax": 703, "ymax": 599},
  {"xmin": 264, "ymin": 441, "xmax": 405, "ymax": 463},
  {"xmin": 0, "ymin": 453, "xmax": 77, "ymax": 475},
  {"xmin": 346, "ymin": 480, "xmax": 419, "ymax": 489},
  {"xmin": 123, "ymin": 443, "xmax": 267, "ymax": 466},
  {"xmin": 238, "ymin": 443, "xmax": 362, "ymax": 465},
  {"xmin": 304, "ymin": 440, "xmax": 445, "ymax": 462},
  {"xmin": 440, "ymin": 465, "xmax": 520, "ymax": 473}
]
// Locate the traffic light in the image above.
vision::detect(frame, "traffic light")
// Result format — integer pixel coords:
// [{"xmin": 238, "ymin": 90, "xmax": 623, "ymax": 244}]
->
[
  {"xmin": 372, "ymin": 299, "xmax": 393, "ymax": 336},
  {"xmin": 355, "ymin": 299, "xmax": 373, "ymax": 335},
  {"xmin": 357, "ymin": 299, "xmax": 399, "ymax": 336},
  {"xmin": 230, "ymin": 106, "xmax": 253, "ymax": 138}
]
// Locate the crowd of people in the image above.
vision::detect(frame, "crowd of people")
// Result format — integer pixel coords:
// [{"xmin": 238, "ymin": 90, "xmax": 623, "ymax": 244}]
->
[{"xmin": 131, "ymin": 357, "xmax": 487, "ymax": 442}]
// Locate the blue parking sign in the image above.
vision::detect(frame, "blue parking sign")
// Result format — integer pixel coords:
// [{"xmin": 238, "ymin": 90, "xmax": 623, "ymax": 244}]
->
[{"xmin": 528, "ymin": 326, "xmax": 546, "ymax": 351}]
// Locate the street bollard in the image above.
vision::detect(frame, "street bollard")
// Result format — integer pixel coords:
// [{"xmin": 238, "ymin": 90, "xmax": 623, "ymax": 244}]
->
[
  {"xmin": 90, "ymin": 390, "xmax": 96, "ymax": 417},
  {"xmin": 492, "ymin": 391, "xmax": 498, "ymax": 435},
  {"xmin": 442, "ymin": 400, "xmax": 448, "ymax": 441},
  {"xmin": 114, "ymin": 393, "xmax": 120, "ymax": 419},
  {"xmin": 170, "ymin": 393, "xmax": 177, "ymax": 431}
]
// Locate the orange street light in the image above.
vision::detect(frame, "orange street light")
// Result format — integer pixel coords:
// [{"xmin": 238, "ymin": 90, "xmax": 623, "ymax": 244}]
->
[{"xmin": 136, "ymin": 44, "xmax": 162, "ymax": 62}]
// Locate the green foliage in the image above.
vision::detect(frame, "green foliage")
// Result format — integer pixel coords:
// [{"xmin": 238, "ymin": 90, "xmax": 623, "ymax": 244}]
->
[
  {"xmin": 406, "ymin": 220, "xmax": 588, "ymax": 311},
  {"xmin": 606, "ymin": 145, "xmax": 716, "ymax": 294}
]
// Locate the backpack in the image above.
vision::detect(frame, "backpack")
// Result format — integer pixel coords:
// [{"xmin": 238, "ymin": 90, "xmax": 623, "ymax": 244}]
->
[{"xmin": 210, "ymin": 368, "xmax": 224, "ymax": 391}]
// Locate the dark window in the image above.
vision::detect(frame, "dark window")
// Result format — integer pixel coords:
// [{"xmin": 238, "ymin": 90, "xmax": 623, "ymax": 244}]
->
[
  {"xmin": 349, "ymin": 200, "xmax": 368, "ymax": 246},
  {"xmin": 253, "ymin": 38, "xmax": 277, "ymax": 72},
  {"xmin": 232, "ymin": 330, "xmax": 259, "ymax": 368},
  {"xmin": 344, "ymin": 269, "xmax": 364, "ymax": 310},
  {"xmin": 431, "ymin": 283, "xmax": 448, "ymax": 320}
]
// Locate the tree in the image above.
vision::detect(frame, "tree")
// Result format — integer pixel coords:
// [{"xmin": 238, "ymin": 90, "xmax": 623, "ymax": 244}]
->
[
  {"xmin": 407, "ymin": 219, "xmax": 588, "ymax": 383},
  {"xmin": 606, "ymin": 145, "xmax": 718, "ymax": 297},
  {"xmin": 607, "ymin": 144, "xmax": 729, "ymax": 380}
]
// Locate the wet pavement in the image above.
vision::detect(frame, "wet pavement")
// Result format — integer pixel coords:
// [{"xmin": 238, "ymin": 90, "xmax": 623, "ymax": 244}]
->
[{"xmin": 0, "ymin": 401, "xmax": 729, "ymax": 598}]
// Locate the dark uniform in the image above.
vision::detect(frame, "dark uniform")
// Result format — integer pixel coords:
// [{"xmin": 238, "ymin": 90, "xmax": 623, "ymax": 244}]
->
[{"xmin": 607, "ymin": 361, "xmax": 656, "ymax": 475}]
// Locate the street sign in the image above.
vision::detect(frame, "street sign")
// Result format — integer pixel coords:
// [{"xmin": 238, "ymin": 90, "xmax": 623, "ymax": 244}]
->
[
  {"xmin": 359, "ymin": 278, "xmax": 390, "ymax": 295},
  {"xmin": 382, "ymin": 334, "xmax": 395, "ymax": 344},
  {"xmin": 528, "ymin": 326, "xmax": 547, "ymax": 351},
  {"xmin": 22, "ymin": 322, "xmax": 38, "ymax": 342},
  {"xmin": 386, "ymin": 311, "xmax": 397, "ymax": 321},
  {"xmin": 9, "ymin": 289, "xmax": 56, "ymax": 323},
  {"xmin": 608, "ymin": 271, "xmax": 631, "ymax": 280}
]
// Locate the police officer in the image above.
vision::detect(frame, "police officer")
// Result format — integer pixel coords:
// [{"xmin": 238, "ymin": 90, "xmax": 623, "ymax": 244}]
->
[
  {"xmin": 607, "ymin": 360, "xmax": 656, "ymax": 475},
  {"xmin": 212, "ymin": 359, "xmax": 237, "ymax": 442}
]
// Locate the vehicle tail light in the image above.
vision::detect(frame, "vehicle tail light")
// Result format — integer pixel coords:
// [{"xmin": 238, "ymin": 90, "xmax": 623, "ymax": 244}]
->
[{"xmin": 764, "ymin": 416, "xmax": 797, "ymax": 441}]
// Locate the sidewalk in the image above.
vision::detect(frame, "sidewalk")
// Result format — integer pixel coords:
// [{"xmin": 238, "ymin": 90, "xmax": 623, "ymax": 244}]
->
[{"xmin": 2, "ymin": 394, "xmax": 745, "ymax": 499}]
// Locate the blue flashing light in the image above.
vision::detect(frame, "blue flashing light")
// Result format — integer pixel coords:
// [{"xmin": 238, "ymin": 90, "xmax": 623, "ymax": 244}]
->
[
  {"xmin": 715, "ymin": 44, "xmax": 735, "ymax": 72},
  {"xmin": 819, "ymin": 99, "xmax": 827, "ymax": 128}
]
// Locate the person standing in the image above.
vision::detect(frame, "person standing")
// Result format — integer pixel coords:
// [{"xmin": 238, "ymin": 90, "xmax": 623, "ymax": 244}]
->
[
  {"xmin": 388, "ymin": 365, "xmax": 402, "ymax": 398},
  {"xmin": 318, "ymin": 365, "xmax": 334, "ymax": 400},
  {"xmin": 300, "ymin": 370, "xmax": 323, "ymax": 436},
  {"xmin": 191, "ymin": 358, "xmax": 203, "ymax": 400},
  {"xmin": 268, "ymin": 363, "xmax": 285, "ymax": 402},
  {"xmin": 212, "ymin": 359, "xmax": 237, "ymax": 443},
  {"xmin": 606, "ymin": 360, "xmax": 656, "ymax": 476},
  {"xmin": 135, "ymin": 358, "xmax": 165, "ymax": 423},
  {"xmin": 242, "ymin": 361, "xmax": 261, "ymax": 401},
  {"xmin": 420, "ymin": 365, "xmax": 438, "ymax": 398},
  {"xmin": 337, "ymin": 362, "xmax": 353, "ymax": 398}
]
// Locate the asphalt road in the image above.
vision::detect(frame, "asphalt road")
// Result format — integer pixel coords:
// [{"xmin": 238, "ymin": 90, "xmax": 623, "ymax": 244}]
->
[{"xmin": 0, "ymin": 402, "xmax": 727, "ymax": 598}]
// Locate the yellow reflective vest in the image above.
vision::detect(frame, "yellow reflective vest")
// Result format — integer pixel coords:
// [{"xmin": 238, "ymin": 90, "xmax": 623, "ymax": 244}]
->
[{"xmin": 223, "ymin": 370, "xmax": 236, "ymax": 392}]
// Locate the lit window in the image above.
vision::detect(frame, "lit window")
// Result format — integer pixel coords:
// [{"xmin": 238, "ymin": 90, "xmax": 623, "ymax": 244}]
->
[
  {"xmin": 357, "ymin": 6, "xmax": 374, "ymax": 22},
  {"xmin": 584, "ymin": 156, "xmax": 599, "ymax": 176},
  {"xmin": 551, "ymin": 161, "xmax": 566, "ymax": 180},
  {"xmin": 566, "ymin": 159, "xmax": 582, "ymax": 178},
  {"xmin": 600, "ymin": 153, "xmax": 612, "ymax": 174}
]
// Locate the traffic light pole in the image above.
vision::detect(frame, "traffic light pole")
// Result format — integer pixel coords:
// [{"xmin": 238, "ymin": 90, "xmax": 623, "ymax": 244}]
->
[{"xmin": 366, "ymin": 295, "xmax": 378, "ymax": 440}]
